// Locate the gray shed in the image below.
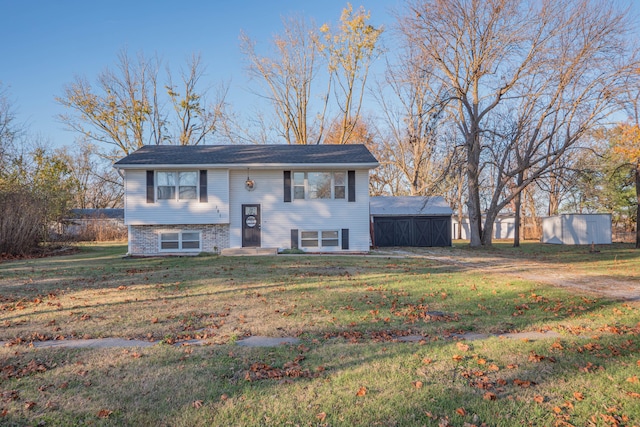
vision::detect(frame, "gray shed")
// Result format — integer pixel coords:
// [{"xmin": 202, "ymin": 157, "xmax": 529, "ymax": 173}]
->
[
  {"xmin": 541, "ymin": 214, "xmax": 612, "ymax": 245},
  {"xmin": 370, "ymin": 196, "xmax": 453, "ymax": 247}
]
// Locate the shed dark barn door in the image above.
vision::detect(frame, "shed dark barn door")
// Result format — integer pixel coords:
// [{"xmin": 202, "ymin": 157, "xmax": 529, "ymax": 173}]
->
[
  {"xmin": 394, "ymin": 219, "xmax": 412, "ymax": 246},
  {"xmin": 430, "ymin": 218, "xmax": 450, "ymax": 247},
  {"xmin": 373, "ymin": 219, "xmax": 396, "ymax": 247},
  {"xmin": 373, "ymin": 216, "xmax": 451, "ymax": 247},
  {"xmin": 413, "ymin": 218, "xmax": 432, "ymax": 247}
]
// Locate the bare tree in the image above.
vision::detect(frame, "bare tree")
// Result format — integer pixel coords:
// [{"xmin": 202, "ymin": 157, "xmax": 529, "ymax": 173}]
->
[
  {"xmin": 240, "ymin": 5, "xmax": 382, "ymax": 146},
  {"xmin": 375, "ymin": 40, "xmax": 449, "ymax": 195},
  {"xmin": 401, "ymin": 0, "xmax": 636, "ymax": 247},
  {"xmin": 57, "ymin": 50, "xmax": 163, "ymax": 157},
  {"xmin": 58, "ymin": 50, "xmax": 229, "ymax": 158},
  {"xmin": 58, "ymin": 142, "xmax": 123, "ymax": 208},
  {"xmin": 0, "ymin": 83, "xmax": 22, "ymax": 171},
  {"xmin": 240, "ymin": 15, "xmax": 322, "ymax": 145},
  {"xmin": 166, "ymin": 54, "xmax": 229, "ymax": 145}
]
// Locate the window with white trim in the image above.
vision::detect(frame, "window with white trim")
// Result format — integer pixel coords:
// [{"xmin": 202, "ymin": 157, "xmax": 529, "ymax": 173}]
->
[
  {"xmin": 292, "ymin": 171, "xmax": 346, "ymax": 200},
  {"xmin": 157, "ymin": 171, "xmax": 198, "ymax": 200},
  {"xmin": 299, "ymin": 230, "xmax": 340, "ymax": 248},
  {"xmin": 160, "ymin": 231, "xmax": 201, "ymax": 251}
]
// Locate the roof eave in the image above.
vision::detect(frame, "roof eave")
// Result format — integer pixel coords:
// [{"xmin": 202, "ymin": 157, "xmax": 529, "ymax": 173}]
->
[{"xmin": 114, "ymin": 162, "xmax": 380, "ymax": 170}]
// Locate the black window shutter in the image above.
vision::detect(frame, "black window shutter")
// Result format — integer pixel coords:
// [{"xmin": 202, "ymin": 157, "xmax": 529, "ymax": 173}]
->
[
  {"xmin": 284, "ymin": 171, "xmax": 292, "ymax": 202},
  {"xmin": 291, "ymin": 229, "xmax": 299, "ymax": 249},
  {"xmin": 146, "ymin": 170, "xmax": 154, "ymax": 203},
  {"xmin": 347, "ymin": 170, "xmax": 356, "ymax": 202},
  {"xmin": 199, "ymin": 170, "xmax": 207, "ymax": 203},
  {"xmin": 342, "ymin": 229, "xmax": 349, "ymax": 250}
]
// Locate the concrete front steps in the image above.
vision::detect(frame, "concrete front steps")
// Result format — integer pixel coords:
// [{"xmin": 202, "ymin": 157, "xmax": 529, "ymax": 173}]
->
[{"xmin": 220, "ymin": 247, "xmax": 278, "ymax": 256}]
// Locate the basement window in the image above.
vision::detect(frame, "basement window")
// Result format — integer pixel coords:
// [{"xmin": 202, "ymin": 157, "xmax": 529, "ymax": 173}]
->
[
  {"xmin": 300, "ymin": 230, "xmax": 340, "ymax": 248},
  {"xmin": 160, "ymin": 231, "xmax": 201, "ymax": 251}
]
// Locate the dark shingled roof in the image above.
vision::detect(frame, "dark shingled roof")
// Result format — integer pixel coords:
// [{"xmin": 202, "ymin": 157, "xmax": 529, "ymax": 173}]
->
[{"xmin": 114, "ymin": 144, "xmax": 378, "ymax": 167}]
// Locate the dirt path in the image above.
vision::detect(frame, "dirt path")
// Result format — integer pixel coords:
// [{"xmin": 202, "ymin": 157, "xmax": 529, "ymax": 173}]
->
[{"xmin": 373, "ymin": 247, "xmax": 640, "ymax": 302}]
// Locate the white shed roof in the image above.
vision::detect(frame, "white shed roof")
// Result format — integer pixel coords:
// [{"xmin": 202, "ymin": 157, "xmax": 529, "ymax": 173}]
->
[{"xmin": 370, "ymin": 196, "xmax": 453, "ymax": 216}]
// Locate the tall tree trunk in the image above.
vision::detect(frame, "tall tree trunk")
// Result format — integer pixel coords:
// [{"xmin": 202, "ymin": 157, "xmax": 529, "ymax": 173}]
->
[
  {"xmin": 467, "ymin": 130, "xmax": 483, "ymax": 247},
  {"xmin": 457, "ymin": 171, "xmax": 464, "ymax": 240},
  {"xmin": 635, "ymin": 161, "xmax": 640, "ymax": 249},
  {"xmin": 513, "ymin": 172, "xmax": 524, "ymax": 247},
  {"xmin": 467, "ymin": 171, "xmax": 482, "ymax": 246},
  {"xmin": 548, "ymin": 171, "xmax": 560, "ymax": 216},
  {"xmin": 481, "ymin": 210, "xmax": 499, "ymax": 246}
]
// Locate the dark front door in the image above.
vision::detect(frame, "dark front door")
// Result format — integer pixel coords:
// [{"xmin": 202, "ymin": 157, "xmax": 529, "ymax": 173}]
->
[{"xmin": 242, "ymin": 204, "xmax": 261, "ymax": 247}]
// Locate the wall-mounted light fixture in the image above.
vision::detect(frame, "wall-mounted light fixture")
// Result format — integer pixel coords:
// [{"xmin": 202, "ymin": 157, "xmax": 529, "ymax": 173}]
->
[{"xmin": 245, "ymin": 169, "xmax": 255, "ymax": 191}]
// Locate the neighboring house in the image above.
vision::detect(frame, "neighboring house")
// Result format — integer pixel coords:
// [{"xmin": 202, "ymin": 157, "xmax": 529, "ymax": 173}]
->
[
  {"xmin": 541, "ymin": 214, "xmax": 612, "ymax": 245},
  {"xmin": 113, "ymin": 144, "xmax": 378, "ymax": 256},
  {"xmin": 370, "ymin": 196, "xmax": 452, "ymax": 247},
  {"xmin": 54, "ymin": 209, "xmax": 126, "ymax": 240}
]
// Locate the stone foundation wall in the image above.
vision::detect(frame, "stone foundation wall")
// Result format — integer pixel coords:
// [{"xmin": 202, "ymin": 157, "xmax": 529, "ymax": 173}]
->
[{"xmin": 129, "ymin": 224, "xmax": 230, "ymax": 256}]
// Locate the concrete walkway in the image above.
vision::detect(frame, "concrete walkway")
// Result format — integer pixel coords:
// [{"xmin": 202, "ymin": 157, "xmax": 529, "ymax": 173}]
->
[{"xmin": 1, "ymin": 330, "xmax": 560, "ymax": 350}]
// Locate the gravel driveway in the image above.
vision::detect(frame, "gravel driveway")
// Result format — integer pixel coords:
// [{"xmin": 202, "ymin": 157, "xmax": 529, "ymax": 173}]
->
[{"xmin": 372, "ymin": 247, "xmax": 640, "ymax": 302}]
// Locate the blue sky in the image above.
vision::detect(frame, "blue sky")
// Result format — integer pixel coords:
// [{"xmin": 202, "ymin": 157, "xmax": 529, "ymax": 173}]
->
[{"xmin": 1, "ymin": 0, "xmax": 398, "ymax": 148}]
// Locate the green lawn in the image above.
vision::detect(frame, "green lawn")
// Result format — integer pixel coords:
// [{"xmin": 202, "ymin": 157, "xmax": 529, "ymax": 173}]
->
[{"xmin": 0, "ymin": 242, "xmax": 639, "ymax": 426}]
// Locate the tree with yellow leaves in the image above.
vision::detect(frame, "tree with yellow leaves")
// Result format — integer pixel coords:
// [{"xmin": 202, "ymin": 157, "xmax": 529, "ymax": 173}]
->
[
  {"xmin": 613, "ymin": 123, "xmax": 640, "ymax": 248},
  {"xmin": 319, "ymin": 4, "xmax": 383, "ymax": 145}
]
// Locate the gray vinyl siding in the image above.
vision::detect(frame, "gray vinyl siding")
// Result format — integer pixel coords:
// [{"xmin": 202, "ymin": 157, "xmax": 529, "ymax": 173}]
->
[
  {"xmin": 228, "ymin": 169, "xmax": 371, "ymax": 252},
  {"xmin": 123, "ymin": 169, "xmax": 229, "ymax": 226}
]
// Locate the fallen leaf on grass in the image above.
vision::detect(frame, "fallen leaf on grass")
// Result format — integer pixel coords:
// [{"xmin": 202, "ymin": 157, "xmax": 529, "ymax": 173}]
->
[
  {"xmin": 413, "ymin": 381, "xmax": 423, "ymax": 389},
  {"xmin": 528, "ymin": 352, "xmax": 546, "ymax": 362},
  {"xmin": 24, "ymin": 401, "xmax": 36, "ymax": 410},
  {"xmin": 627, "ymin": 392, "xmax": 640, "ymax": 398},
  {"xmin": 452, "ymin": 354, "xmax": 463, "ymax": 361},
  {"xmin": 534, "ymin": 395, "xmax": 544, "ymax": 404},
  {"xmin": 483, "ymin": 392, "xmax": 497, "ymax": 401},
  {"xmin": 456, "ymin": 407, "xmax": 466, "ymax": 416},
  {"xmin": 97, "ymin": 409, "xmax": 112, "ymax": 418},
  {"xmin": 316, "ymin": 412, "xmax": 327, "ymax": 421},
  {"xmin": 192, "ymin": 400, "xmax": 203, "ymax": 408},
  {"xmin": 573, "ymin": 392, "xmax": 584, "ymax": 401},
  {"xmin": 456, "ymin": 342, "xmax": 470, "ymax": 352},
  {"xmin": 513, "ymin": 379, "xmax": 535, "ymax": 388},
  {"xmin": 356, "ymin": 386, "xmax": 367, "ymax": 397},
  {"xmin": 422, "ymin": 357, "xmax": 433, "ymax": 364},
  {"xmin": 626, "ymin": 376, "xmax": 638, "ymax": 383}
]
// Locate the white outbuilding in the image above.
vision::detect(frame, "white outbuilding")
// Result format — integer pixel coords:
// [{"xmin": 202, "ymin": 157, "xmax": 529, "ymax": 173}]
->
[{"xmin": 541, "ymin": 214, "xmax": 612, "ymax": 245}]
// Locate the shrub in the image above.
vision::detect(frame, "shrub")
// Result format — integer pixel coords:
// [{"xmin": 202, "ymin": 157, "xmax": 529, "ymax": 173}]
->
[{"xmin": 0, "ymin": 191, "xmax": 47, "ymax": 255}]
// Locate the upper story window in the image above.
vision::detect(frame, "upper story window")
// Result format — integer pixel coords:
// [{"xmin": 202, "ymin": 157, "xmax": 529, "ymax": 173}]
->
[
  {"xmin": 293, "ymin": 171, "xmax": 346, "ymax": 200},
  {"xmin": 157, "ymin": 171, "xmax": 197, "ymax": 200}
]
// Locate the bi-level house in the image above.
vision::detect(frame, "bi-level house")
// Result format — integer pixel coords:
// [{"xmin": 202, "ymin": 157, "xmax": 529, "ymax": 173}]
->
[{"xmin": 114, "ymin": 144, "xmax": 379, "ymax": 256}]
